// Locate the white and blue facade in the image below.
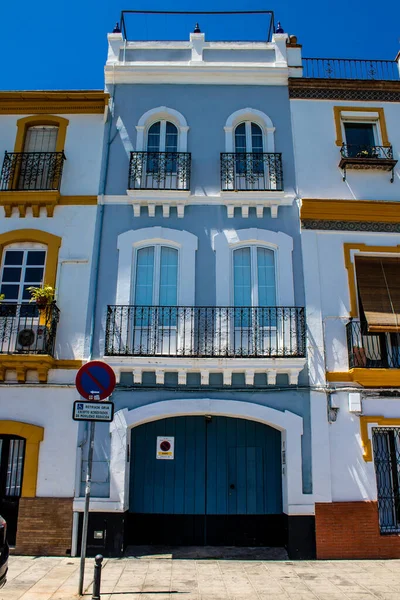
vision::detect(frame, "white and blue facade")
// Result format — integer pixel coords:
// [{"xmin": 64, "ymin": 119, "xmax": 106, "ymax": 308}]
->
[{"xmin": 71, "ymin": 26, "xmax": 318, "ymax": 559}]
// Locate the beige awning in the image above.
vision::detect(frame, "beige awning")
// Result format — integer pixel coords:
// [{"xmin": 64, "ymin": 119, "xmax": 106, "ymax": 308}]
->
[{"xmin": 355, "ymin": 256, "xmax": 400, "ymax": 332}]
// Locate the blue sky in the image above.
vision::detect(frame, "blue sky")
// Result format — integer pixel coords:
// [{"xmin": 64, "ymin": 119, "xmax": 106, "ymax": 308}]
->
[{"xmin": 1, "ymin": 0, "xmax": 399, "ymax": 90}]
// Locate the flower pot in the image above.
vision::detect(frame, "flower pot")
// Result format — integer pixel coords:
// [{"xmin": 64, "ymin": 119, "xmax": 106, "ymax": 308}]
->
[{"xmin": 35, "ymin": 298, "xmax": 48, "ymax": 309}]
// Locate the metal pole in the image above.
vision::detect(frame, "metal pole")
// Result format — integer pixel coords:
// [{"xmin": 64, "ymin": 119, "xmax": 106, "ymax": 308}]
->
[
  {"xmin": 78, "ymin": 420, "xmax": 96, "ymax": 596},
  {"xmin": 92, "ymin": 554, "xmax": 103, "ymax": 600}
]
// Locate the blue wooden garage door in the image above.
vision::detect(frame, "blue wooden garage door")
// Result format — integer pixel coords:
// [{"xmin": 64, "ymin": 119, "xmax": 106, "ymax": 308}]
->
[{"xmin": 129, "ymin": 416, "xmax": 282, "ymax": 547}]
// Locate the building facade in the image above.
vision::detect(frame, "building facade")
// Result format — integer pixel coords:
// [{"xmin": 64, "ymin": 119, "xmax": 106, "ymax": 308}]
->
[
  {"xmin": 70, "ymin": 24, "xmax": 320, "ymax": 559},
  {"xmin": 0, "ymin": 91, "xmax": 108, "ymax": 554},
  {"xmin": 291, "ymin": 56, "xmax": 400, "ymax": 557}
]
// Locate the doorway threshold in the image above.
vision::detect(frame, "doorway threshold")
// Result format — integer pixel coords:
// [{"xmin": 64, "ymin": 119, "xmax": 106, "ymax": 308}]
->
[{"xmin": 124, "ymin": 545, "xmax": 289, "ymax": 560}]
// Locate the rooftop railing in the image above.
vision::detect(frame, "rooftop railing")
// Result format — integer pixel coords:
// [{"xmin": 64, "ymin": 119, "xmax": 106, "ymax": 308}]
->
[{"xmin": 302, "ymin": 58, "xmax": 399, "ymax": 81}]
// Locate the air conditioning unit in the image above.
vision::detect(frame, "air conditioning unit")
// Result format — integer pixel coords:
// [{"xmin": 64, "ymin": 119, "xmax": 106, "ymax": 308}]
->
[{"xmin": 15, "ymin": 325, "xmax": 48, "ymax": 352}]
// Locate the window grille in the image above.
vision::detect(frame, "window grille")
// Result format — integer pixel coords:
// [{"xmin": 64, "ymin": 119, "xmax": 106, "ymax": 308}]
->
[{"xmin": 372, "ymin": 427, "xmax": 400, "ymax": 534}]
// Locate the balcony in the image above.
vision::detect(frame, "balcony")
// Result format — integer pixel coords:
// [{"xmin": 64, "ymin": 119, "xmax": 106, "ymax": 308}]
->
[
  {"xmin": 105, "ymin": 305, "xmax": 305, "ymax": 358},
  {"xmin": 339, "ymin": 144, "xmax": 397, "ymax": 182},
  {"xmin": 0, "ymin": 151, "xmax": 65, "ymax": 192},
  {"xmin": 0, "ymin": 303, "xmax": 59, "ymax": 356},
  {"xmin": 128, "ymin": 151, "xmax": 191, "ymax": 191},
  {"xmin": 347, "ymin": 319, "xmax": 400, "ymax": 370},
  {"xmin": 302, "ymin": 58, "xmax": 399, "ymax": 81},
  {"xmin": 221, "ymin": 153, "xmax": 284, "ymax": 192}
]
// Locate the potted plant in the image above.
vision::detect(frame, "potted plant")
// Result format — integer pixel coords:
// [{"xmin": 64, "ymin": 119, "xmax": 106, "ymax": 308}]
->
[{"xmin": 27, "ymin": 285, "xmax": 55, "ymax": 308}]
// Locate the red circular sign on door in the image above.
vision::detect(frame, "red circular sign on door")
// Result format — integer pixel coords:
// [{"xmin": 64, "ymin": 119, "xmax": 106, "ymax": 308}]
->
[
  {"xmin": 160, "ymin": 440, "xmax": 171, "ymax": 452},
  {"xmin": 75, "ymin": 361, "xmax": 116, "ymax": 401}
]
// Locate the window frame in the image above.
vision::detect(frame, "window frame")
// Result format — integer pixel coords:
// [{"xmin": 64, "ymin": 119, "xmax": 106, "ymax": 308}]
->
[
  {"xmin": 334, "ymin": 106, "xmax": 390, "ymax": 149},
  {"xmin": 0, "ymin": 244, "xmax": 47, "ymax": 305},
  {"xmin": 132, "ymin": 243, "xmax": 179, "ymax": 306},
  {"xmin": 224, "ymin": 108, "xmax": 275, "ymax": 153},
  {"xmin": 145, "ymin": 120, "xmax": 179, "ymax": 153},
  {"xmin": 232, "ymin": 245, "xmax": 276, "ymax": 307},
  {"xmin": 14, "ymin": 115, "xmax": 69, "ymax": 154},
  {"xmin": 234, "ymin": 121, "xmax": 265, "ymax": 154},
  {"xmin": 135, "ymin": 107, "xmax": 189, "ymax": 153}
]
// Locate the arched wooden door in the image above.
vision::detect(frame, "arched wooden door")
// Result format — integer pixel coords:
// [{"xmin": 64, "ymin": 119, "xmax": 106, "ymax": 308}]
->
[{"xmin": 128, "ymin": 416, "xmax": 283, "ymax": 546}]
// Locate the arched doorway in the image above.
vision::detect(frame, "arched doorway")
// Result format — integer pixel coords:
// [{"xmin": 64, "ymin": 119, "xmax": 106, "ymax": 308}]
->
[{"xmin": 127, "ymin": 415, "xmax": 283, "ymax": 546}]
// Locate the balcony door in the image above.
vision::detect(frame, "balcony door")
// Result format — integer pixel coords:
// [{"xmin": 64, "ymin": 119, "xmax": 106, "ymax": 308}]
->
[
  {"xmin": 232, "ymin": 246, "xmax": 277, "ymax": 355},
  {"xmin": 0, "ymin": 435, "xmax": 25, "ymax": 546},
  {"xmin": 0, "ymin": 248, "xmax": 46, "ymax": 353},
  {"xmin": 19, "ymin": 126, "xmax": 59, "ymax": 190},
  {"xmin": 145, "ymin": 121, "xmax": 178, "ymax": 188},
  {"xmin": 133, "ymin": 245, "xmax": 178, "ymax": 355},
  {"xmin": 234, "ymin": 122, "xmax": 265, "ymax": 189}
]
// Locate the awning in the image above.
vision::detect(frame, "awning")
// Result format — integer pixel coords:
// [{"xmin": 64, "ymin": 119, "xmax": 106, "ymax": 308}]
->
[{"xmin": 355, "ymin": 256, "xmax": 400, "ymax": 332}]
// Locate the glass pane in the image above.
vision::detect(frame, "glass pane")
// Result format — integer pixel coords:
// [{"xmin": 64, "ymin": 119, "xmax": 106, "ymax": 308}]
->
[
  {"xmin": 24, "ymin": 267, "xmax": 44, "ymax": 284},
  {"xmin": 233, "ymin": 248, "xmax": 251, "ymax": 307},
  {"xmin": 147, "ymin": 122, "xmax": 161, "ymax": 152},
  {"xmin": 344, "ymin": 123, "xmax": 375, "ymax": 152},
  {"xmin": 165, "ymin": 122, "xmax": 178, "ymax": 153},
  {"xmin": 27, "ymin": 251, "xmax": 46, "ymax": 266},
  {"xmin": 257, "ymin": 248, "xmax": 276, "ymax": 306},
  {"xmin": 0, "ymin": 284, "xmax": 19, "ymax": 300},
  {"xmin": 251, "ymin": 123, "xmax": 263, "ymax": 152},
  {"xmin": 2, "ymin": 267, "xmax": 21, "ymax": 283},
  {"xmin": 159, "ymin": 247, "xmax": 178, "ymax": 306},
  {"xmin": 24, "ymin": 126, "xmax": 58, "ymax": 153},
  {"xmin": 135, "ymin": 247, "xmax": 154, "ymax": 306},
  {"xmin": 235, "ymin": 123, "xmax": 247, "ymax": 153},
  {"xmin": 5, "ymin": 439, "xmax": 25, "ymax": 497},
  {"xmin": 4, "ymin": 251, "xmax": 23, "ymax": 266},
  {"xmin": 22, "ymin": 285, "xmax": 33, "ymax": 301}
]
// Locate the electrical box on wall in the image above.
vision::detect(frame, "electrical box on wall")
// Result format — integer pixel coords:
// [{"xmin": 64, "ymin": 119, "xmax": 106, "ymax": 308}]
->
[{"xmin": 348, "ymin": 393, "xmax": 362, "ymax": 413}]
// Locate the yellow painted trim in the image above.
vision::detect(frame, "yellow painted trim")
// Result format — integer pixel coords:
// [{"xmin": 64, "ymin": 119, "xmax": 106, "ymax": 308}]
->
[
  {"xmin": 0, "ymin": 91, "xmax": 109, "ymax": 115},
  {"xmin": 344, "ymin": 243, "xmax": 400, "ymax": 317},
  {"xmin": 0, "ymin": 229, "xmax": 61, "ymax": 290},
  {"xmin": 54, "ymin": 359, "xmax": 83, "ymax": 369},
  {"xmin": 14, "ymin": 115, "xmax": 69, "ymax": 154},
  {"xmin": 360, "ymin": 416, "xmax": 400, "ymax": 462},
  {"xmin": 326, "ymin": 368, "xmax": 400, "ymax": 387},
  {"xmin": 0, "ymin": 191, "xmax": 60, "ymax": 218},
  {"xmin": 301, "ymin": 199, "xmax": 400, "ymax": 223},
  {"xmin": 0, "ymin": 357, "xmax": 83, "ymax": 384},
  {"xmin": 58, "ymin": 196, "xmax": 98, "ymax": 206},
  {"xmin": 0, "ymin": 420, "xmax": 44, "ymax": 497},
  {"xmin": 333, "ymin": 106, "xmax": 390, "ymax": 147}
]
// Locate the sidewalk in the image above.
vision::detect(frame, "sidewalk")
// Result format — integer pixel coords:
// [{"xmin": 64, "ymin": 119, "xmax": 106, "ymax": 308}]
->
[{"xmin": 3, "ymin": 553, "xmax": 400, "ymax": 600}]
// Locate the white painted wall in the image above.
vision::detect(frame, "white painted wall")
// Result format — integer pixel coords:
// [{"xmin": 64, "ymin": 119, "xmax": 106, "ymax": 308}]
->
[
  {"xmin": 0, "ymin": 387, "xmax": 78, "ymax": 497},
  {"xmin": 0, "ymin": 206, "xmax": 97, "ymax": 361},
  {"xmin": 0, "ymin": 114, "xmax": 104, "ymax": 195},
  {"xmin": 291, "ymin": 99, "xmax": 400, "ymax": 200}
]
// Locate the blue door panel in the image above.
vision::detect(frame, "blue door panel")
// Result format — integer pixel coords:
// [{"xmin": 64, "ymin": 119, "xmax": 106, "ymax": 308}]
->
[{"xmin": 130, "ymin": 416, "xmax": 282, "ymax": 516}]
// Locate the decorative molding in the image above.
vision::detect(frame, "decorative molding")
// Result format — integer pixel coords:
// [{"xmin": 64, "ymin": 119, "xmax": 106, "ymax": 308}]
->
[
  {"xmin": 326, "ymin": 368, "xmax": 400, "ymax": 387},
  {"xmin": 0, "ymin": 191, "xmax": 61, "ymax": 218},
  {"xmin": 301, "ymin": 199, "xmax": 400, "ymax": 224},
  {"xmin": 360, "ymin": 416, "xmax": 400, "ymax": 462},
  {"xmin": 302, "ymin": 220, "xmax": 400, "ymax": 233},
  {"xmin": 289, "ymin": 78, "xmax": 400, "ymax": 102},
  {"xmin": 221, "ymin": 191, "xmax": 296, "ymax": 219},
  {"xmin": 136, "ymin": 106, "xmax": 189, "ymax": 152},
  {"xmin": 333, "ymin": 106, "xmax": 389, "ymax": 148},
  {"xmin": 0, "ymin": 91, "xmax": 109, "ymax": 114},
  {"xmin": 126, "ymin": 190, "xmax": 190, "ymax": 218},
  {"xmin": 0, "ymin": 356, "xmax": 83, "ymax": 384},
  {"xmin": 0, "ymin": 229, "xmax": 61, "ymax": 290},
  {"xmin": 0, "ymin": 420, "xmax": 44, "ymax": 496},
  {"xmin": 344, "ymin": 243, "xmax": 400, "ymax": 317},
  {"xmin": 58, "ymin": 196, "xmax": 98, "ymax": 206}
]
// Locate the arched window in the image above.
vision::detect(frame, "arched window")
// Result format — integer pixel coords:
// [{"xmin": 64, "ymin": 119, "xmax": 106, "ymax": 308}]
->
[
  {"xmin": 147, "ymin": 121, "xmax": 178, "ymax": 153},
  {"xmin": 134, "ymin": 245, "xmax": 178, "ymax": 307},
  {"xmin": 234, "ymin": 122, "xmax": 264, "ymax": 154}
]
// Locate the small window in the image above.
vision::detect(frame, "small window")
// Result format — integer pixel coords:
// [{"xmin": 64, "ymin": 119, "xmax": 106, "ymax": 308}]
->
[
  {"xmin": 23, "ymin": 126, "xmax": 58, "ymax": 153},
  {"xmin": 373, "ymin": 427, "xmax": 400, "ymax": 534},
  {"xmin": 0, "ymin": 248, "xmax": 46, "ymax": 312},
  {"xmin": 344, "ymin": 123, "xmax": 376, "ymax": 158}
]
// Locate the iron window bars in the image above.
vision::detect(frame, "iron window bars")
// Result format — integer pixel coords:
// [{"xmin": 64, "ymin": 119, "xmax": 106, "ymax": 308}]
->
[
  {"xmin": 346, "ymin": 319, "xmax": 400, "ymax": 370},
  {"xmin": 0, "ymin": 152, "xmax": 65, "ymax": 191},
  {"xmin": 129, "ymin": 152, "xmax": 191, "ymax": 191},
  {"xmin": 221, "ymin": 153, "xmax": 284, "ymax": 192},
  {"xmin": 105, "ymin": 305, "xmax": 306, "ymax": 358},
  {"xmin": 372, "ymin": 428, "xmax": 400, "ymax": 534},
  {"xmin": 0, "ymin": 303, "xmax": 59, "ymax": 355}
]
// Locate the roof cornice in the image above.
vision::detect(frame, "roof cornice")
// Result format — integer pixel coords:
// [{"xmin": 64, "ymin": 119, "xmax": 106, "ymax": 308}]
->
[{"xmin": 0, "ymin": 91, "xmax": 109, "ymax": 114}]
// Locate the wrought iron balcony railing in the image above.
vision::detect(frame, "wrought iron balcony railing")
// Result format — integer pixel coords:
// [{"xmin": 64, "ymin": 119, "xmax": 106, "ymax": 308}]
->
[
  {"xmin": 220, "ymin": 153, "xmax": 284, "ymax": 192},
  {"xmin": 105, "ymin": 305, "xmax": 306, "ymax": 358},
  {"xmin": 128, "ymin": 151, "xmax": 191, "ymax": 191},
  {"xmin": 302, "ymin": 58, "xmax": 399, "ymax": 81},
  {"xmin": 347, "ymin": 319, "xmax": 400, "ymax": 369},
  {"xmin": 0, "ymin": 302, "xmax": 59, "ymax": 355},
  {"xmin": 339, "ymin": 144, "xmax": 397, "ymax": 182},
  {"xmin": 0, "ymin": 152, "xmax": 65, "ymax": 192}
]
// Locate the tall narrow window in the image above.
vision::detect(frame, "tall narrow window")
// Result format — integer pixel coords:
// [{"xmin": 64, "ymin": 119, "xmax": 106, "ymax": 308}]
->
[
  {"xmin": 147, "ymin": 121, "xmax": 178, "ymax": 175},
  {"xmin": 234, "ymin": 122, "xmax": 264, "ymax": 177},
  {"xmin": 19, "ymin": 126, "xmax": 59, "ymax": 190},
  {"xmin": 23, "ymin": 126, "xmax": 58, "ymax": 153},
  {"xmin": 373, "ymin": 427, "xmax": 400, "ymax": 533},
  {"xmin": 0, "ymin": 248, "xmax": 46, "ymax": 316}
]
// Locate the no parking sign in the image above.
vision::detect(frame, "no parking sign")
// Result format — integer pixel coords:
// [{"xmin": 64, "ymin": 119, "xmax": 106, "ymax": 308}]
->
[{"xmin": 156, "ymin": 436, "xmax": 175, "ymax": 460}]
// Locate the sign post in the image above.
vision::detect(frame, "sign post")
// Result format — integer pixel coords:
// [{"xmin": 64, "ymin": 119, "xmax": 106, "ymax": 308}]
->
[{"xmin": 75, "ymin": 361, "xmax": 116, "ymax": 597}]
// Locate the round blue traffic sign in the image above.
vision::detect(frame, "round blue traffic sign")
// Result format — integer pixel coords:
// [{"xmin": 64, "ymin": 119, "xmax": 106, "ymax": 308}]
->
[{"xmin": 75, "ymin": 361, "xmax": 116, "ymax": 401}]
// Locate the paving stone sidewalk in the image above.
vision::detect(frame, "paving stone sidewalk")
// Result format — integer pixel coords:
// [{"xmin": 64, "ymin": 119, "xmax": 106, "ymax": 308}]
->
[{"xmin": 3, "ymin": 552, "xmax": 400, "ymax": 600}]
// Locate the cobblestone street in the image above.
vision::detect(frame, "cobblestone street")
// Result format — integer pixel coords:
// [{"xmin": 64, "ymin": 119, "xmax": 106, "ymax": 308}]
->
[{"xmin": 3, "ymin": 553, "xmax": 400, "ymax": 600}]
